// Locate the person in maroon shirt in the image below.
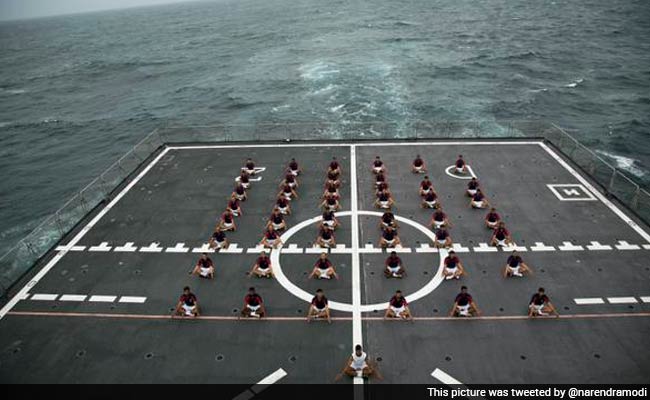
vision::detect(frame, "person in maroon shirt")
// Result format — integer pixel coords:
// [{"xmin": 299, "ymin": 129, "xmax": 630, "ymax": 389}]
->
[
  {"xmin": 466, "ymin": 177, "xmax": 480, "ymax": 197},
  {"xmin": 455, "ymin": 154, "xmax": 467, "ymax": 174},
  {"xmin": 469, "ymin": 188, "xmax": 489, "ymax": 209},
  {"xmin": 281, "ymin": 172, "xmax": 299, "ymax": 189},
  {"xmin": 434, "ymin": 228, "xmax": 452, "ymax": 249},
  {"xmin": 328, "ymin": 157, "xmax": 341, "ymax": 175},
  {"xmin": 442, "ymin": 250, "xmax": 465, "ymax": 280},
  {"xmin": 371, "ymin": 156, "xmax": 385, "ymax": 174},
  {"xmin": 375, "ymin": 181, "xmax": 391, "ymax": 197},
  {"xmin": 266, "ymin": 207, "xmax": 287, "ymax": 232},
  {"xmin": 287, "ymin": 158, "xmax": 301, "ymax": 176},
  {"xmin": 191, "ymin": 253, "xmax": 215, "ymax": 279},
  {"xmin": 321, "ymin": 210, "xmax": 340, "ymax": 231},
  {"xmin": 307, "ymin": 289, "xmax": 332, "ymax": 324},
  {"xmin": 249, "ymin": 251, "xmax": 273, "ymax": 278},
  {"xmin": 309, "ymin": 253, "xmax": 339, "ymax": 280},
  {"xmin": 384, "ymin": 251, "xmax": 405, "ymax": 278},
  {"xmin": 208, "ymin": 227, "xmax": 229, "ymax": 250},
  {"xmin": 226, "ymin": 194, "xmax": 242, "ymax": 217},
  {"xmin": 374, "ymin": 188, "xmax": 394, "ymax": 210},
  {"xmin": 384, "ymin": 290, "xmax": 412, "ymax": 320},
  {"xmin": 237, "ymin": 170, "xmax": 251, "ymax": 189},
  {"xmin": 322, "ymin": 181, "xmax": 340, "ymax": 200},
  {"xmin": 379, "ymin": 211, "xmax": 398, "ymax": 231},
  {"xmin": 260, "ymin": 227, "xmax": 282, "ymax": 249},
  {"xmin": 412, "ymin": 154, "xmax": 427, "ymax": 174},
  {"xmin": 278, "ymin": 183, "xmax": 298, "ymax": 201},
  {"xmin": 326, "ymin": 169, "xmax": 341, "ymax": 188},
  {"xmin": 484, "ymin": 207, "xmax": 500, "ymax": 229},
  {"xmin": 240, "ymin": 287, "xmax": 265, "ymax": 318},
  {"xmin": 528, "ymin": 287, "xmax": 559, "ymax": 318},
  {"xmin": 449, "ymin": 286, "xmax": 480, "ymax": 317},
  {"xmin": 421, "ymin": 189, "xmax": 438, "ymax": 209},
  {"xmin": 419, "ymin": 176, "xmax": 434, "ymax": 196},
  {"xmin": 430, "ymin": 205, "xmax": 450, "ymax": 229},
  {"xmin": 379, "ymin": 226, "xmax": 402, "ymax": 248},
  {"xmin": 490, "ymin": 221, "xmax": 513, "ymax": 247},
  {"xmin": 232, "ymin": 183, "xmax": 247, "ymax": 202},
  {"xmin": 173, "ymin": 286, "xmax": 200, "ymax": 317},
  {"xmin": 321, "ymin": 193, "xmax": 341, "ymax": 212},
  {"xmin": 243, "ymin": 158, "xmax": 257, "ymax": 175},
  {"xmin": 218, "ymin": 209, "xmax": 237, "ymax": 231},
  {"xmin": 276, "ymin": 195, "xmax": 291, "ymax": 215},
  {"xmin": 315, "ymin": 227, "xmax": 336, "ymax": 248}
]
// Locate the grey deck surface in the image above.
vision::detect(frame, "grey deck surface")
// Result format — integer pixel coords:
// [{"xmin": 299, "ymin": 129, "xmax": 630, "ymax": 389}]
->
[{"xmin": 0, "ymin": 140, "xmax": 649, "ymax": 385}]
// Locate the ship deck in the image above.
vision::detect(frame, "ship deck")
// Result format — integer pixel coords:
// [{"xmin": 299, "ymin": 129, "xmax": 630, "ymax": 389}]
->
[{"xmin": 0, "ymin": 139, "xmax": 649, "ymax": 387}]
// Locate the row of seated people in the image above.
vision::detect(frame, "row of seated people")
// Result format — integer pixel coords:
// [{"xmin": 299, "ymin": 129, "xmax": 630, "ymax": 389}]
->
[
  {"xmin": 314, "ymin": 158, "xmax": 343, "ymax": 248},
  {"xmin": 174, "ymin": 281, "xmax": 558, "ymax": 320}
]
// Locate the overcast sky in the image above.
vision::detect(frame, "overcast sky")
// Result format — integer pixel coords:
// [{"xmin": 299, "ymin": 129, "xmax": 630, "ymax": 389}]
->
[{"xmin": 0, "ymin": 0, "xmax": 200, "ymax": 21}]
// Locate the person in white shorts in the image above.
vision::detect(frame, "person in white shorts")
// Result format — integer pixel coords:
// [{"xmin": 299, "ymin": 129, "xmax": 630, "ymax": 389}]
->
[
  {"xmin": 321, "ymin": 195, "xmax": 341, "ymax": 212},
  {"xmin": 467, "ymin": 177, "xmax": 479, "ymax": 197},
  {"xmin": 315, "ymin": 227, "xmax": 336, "ymax": 248},
  {"xmin": 287, "ymin": 158, "xmax": 301, "ymax": 176},
  {"xmin": 528, "ymin": 287, "xmax": 559, "ymax": 318},
  {"xmin": 421, "ymin": 190, "xmax": 438, "ymax": 209},
  {"xmin": 266, "ymin": 208, "xmax": 287, "ymax": 232},
  {"xmin": 490, "ymin": 221, "xmax": 513, "ymax": 247},
  {"xmin": 379, "ymin": 211, "xmax": 398, "ymax": 231},
  {"xmin": 419, "ymin": 176, "xmax": 434, "ymax": 196},
  {"xmin": 434, "ymin": 228, "xmax": 452, "ymax": 249},
  {"xmin": 470, "ymin": 188, "xmax": 489, "ymax": 209},
  {"xmin": 336, "ymin": 345, "xmax": 381, "ymax": 380},
  {"xmin": 191, "ymin": 253, "xmax": 215, "ymax": 279},
  {"xmin": 449, "ymin": 286, "xmax": 480, "ymax": 317},
  {"xmin": 384, "ymin": 251, "xmax": 405, "ymax": 278},
  {"xmin": 218, "ymin": 210, "xmax": 237, "ymax": 232},
  {"xmin": 320, "ymin": 210, "xmax": 339, "ymax": 231},
  {"xmin": 232, "ymin": 183, "xmax": 247, "ymax": 202},
  {"xmin": 308, "ymin": 253, "xmax": 339, "ymax": 280},
  {"xmin": 209, "ymin": 228, "xmax": 229, "ymax": 250},
  {"xmin": 249, "ymin": 251, "xmax": 274, "ymax": 278},
  {"xmin": 412, "ymin": 154, "xmax": 427, "ymax": 173},
  {"xmin": 503, "ymin": 250, "xmax": 533, "ymax": 278},
  {"xmin": 260, "ymin": 227, "xmax": 282, "ymax": 249},
  {"xmin": 372, "ymin": 156, "xmax": 385, "ymax": 174},
  {"xmin": 276, "ymin": 196, "xmax": 291, "ymax": 215},
  {"xmin": 442, "ymin": 250, "xmax": 465, "ymax": 280},
  {"xmin": 455, "ymin": 155, "xmax": 467, "ymax": 174},
  {"xmin": 379, "ymin": 226, "xmax": 401, "ymax": 248},
  {"xmin": 173, "ymin": 286, "xmax": 200, "ymax": 317},
  {"xmin": 307, "ymin": 289, "xmax": 332, "ymax": 324},
  {"xmin": 226, "ymin": 195, "xmax": 242, "ymax": 217},
  {"xmin": 236, "ymin": 171, "xmax": 251, "ymax": 189},
  {"xmin": 243, "ymin": 158, "xmax": 257, "ymax": 175},
  {"xmin": 374, "ymin": 189, "xmax": 394, "ymax": 209},
  {"xmin": 278, "ymin": 183, "xmax": 298, "ymax": 201},
  {"xmin": 384, "ymin": 290, "xmax": 412, "ymax": 320},
  {"xmin": 484, "ymin": 207, "xmax": 500, "ymax": 229},
  {"xmin": 240, "ymin": 287, "xmax": 265, "ymax": 319},
  {"xmin": 430, "ymin": 205, "xmax": 450, "ymax": 229}
]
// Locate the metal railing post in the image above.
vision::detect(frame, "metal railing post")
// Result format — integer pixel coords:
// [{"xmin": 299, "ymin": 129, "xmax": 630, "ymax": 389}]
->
[{"xmin": 608, "ymin": 168, "xmax": 616, "ymax": 193}]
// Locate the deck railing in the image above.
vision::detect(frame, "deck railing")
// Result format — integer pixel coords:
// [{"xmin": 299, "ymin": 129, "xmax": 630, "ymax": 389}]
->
[{"xmin": 1, "ymin": 121, "xmax": 648, "ymax": 299}]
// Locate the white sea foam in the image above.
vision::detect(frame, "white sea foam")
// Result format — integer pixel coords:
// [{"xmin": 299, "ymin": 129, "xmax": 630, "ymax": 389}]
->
[{"xmin": 596, "ymin": 150, "xmax": 646, "ymax": 177}]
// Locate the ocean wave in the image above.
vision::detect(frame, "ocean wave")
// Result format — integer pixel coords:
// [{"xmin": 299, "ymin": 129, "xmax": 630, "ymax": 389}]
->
[
  {"xmin": 393, "ymin": 21, "xmax": 419, "ymax": 27},
  {"xmin": 0, "ymin": 88, "xmax": 27, "ymax": 95},
  {"xmin": 565, "ymin": 78, "xmax": 584, "ymax": 88},
  {"xmin": 298, "ymin": 62, "xmax": 340, "ymax": 81},
  {"xmin": 596, "ymin": 150, "xmax": 646, "ymax": 178}
]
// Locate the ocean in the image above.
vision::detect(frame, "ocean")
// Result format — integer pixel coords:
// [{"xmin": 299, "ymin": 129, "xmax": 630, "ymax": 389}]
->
[{"xmin": 0, "ymin": 0, "xmax": 649, "ymax": 263}]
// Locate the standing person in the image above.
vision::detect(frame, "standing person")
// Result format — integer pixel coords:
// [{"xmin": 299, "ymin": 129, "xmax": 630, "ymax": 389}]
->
[
  {"xmin": 384, "ymin": 290, "xmax": 412, "ymax": 320},
  {"xmin": 335, "ymin": 345, "xmax": 382, "ymax": 381},
  {"xmin": 307, "ymin": 289, "xmax": 332, "ymax": 323},
  {"xmin": 240, "ymin": 287, "xmax": 266, "ymax": 318},
  {"xmin": 449, "ymin": 286, "xmax": 480, "ymax": 317},
  {"xmin": 528, "ymin": 288, "xmax": 559, "ymax": 317},
  {"xmin": 173, "ymin": 286, "xmax": 200, "ymax": 318}
]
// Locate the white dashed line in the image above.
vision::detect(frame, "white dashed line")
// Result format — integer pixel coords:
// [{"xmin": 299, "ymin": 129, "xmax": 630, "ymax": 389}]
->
[
  {"xmin": 114, "ymin": 242, "xmax": 138, "ymax": 252},
  {"xmin": 165, "ymin": 243, "xmax": 190, "ymax": 253},
  {"xmin": 473, "ymin": 243, "xmax": 497, "ymax": 252},
  {"xmin": 586, "ymin": 241, "xmax": 613, "ymax": 251},
  {"xmin": 88, "ymin": 295, "xmax": 118, "ymax": 303},
  {"xmin": 574, "ymin": 298, "xmax": 605, "ymax": 305},
  {"xmin": 59, "ymin": 295, "xmax": 87, "ymax": 302},
  {"xmin": 607, "ymin": 297, "xmax": 638, "ymax": 304},
  {"xmin": 558, "ymin": 241, "xmax": 584, "ymax": 251},
  {"xmin": 140, "ymin": 242, "xmax": 164, "ymax": 253},
  {"xmin": 431, "ymin": 368, "xmax": 463, "ymax": 385},
  {"xmin": 29, "ymin": 294, "xmax": 58, "ymax": 301},
  {"xmin": 530, "ymin": 242, "xmax": 556, "ymax": 252},
  {"xmin": 118, "ymin": 296, "xmax": 147, "ymax": 304},
  {"xmin": 615, "ymin": 241, "xmax": 641, "ymax": 250},
  {"xmin": 640, "ymin": 297, "xmax": 650, "ymax": 303},
  {"xmin": 89, "ymin": 242, "xmax": 112, "ymax": 252}
]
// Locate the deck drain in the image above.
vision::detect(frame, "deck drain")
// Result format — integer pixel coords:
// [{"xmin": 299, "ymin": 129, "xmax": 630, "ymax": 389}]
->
[
  {"xmin": 376, "ymin": 357, "xmax": 383, "ymax": 362},
  {"xmin": 482, "ymin": 270, "xmax": 487, "ymax": 274},
  {"xmin": 499, "ymin": 308, "xmax": 504, "ymax": 312},
  {"xmin": 288, "ymin": 355, "xmax": 297, "ymax": 363},
  {"xmin": 232, "ymin": 308, "xmax": 239, "ymax": 314},
  {"xmin": 564, "ymin": 306, "xmax": 570, "ymax": 311},
  {"xmin": 297, "ymin": 309, "xmax": 303, "ymax": 314},
  {"xmin": 144, "ymin": 352, "xmax": 154, "ymax": 360},
  {"xmin": 302, "ymin": 271, "xmax": 308, "ymax": 275},
  {"xmin": 628, "ymin": 305, "xmax": 634, "ymax": 309},
  {"xmin": 423, "ymin": 271, "xmax": 429, "ymax": 275},
  {"xmin": 520, "ymin": 355, "xmax": 526, "ymax": 360},
  {"xmin": 51, "ymin": 305, "xmax": 57, "ymax": 309},
  {"xmin": 433, "ymin": 309, "xmax": 438, "ymax": 313},
  {"xmin": 597, "ymin": 268, "xmax": 602, "ymax": 272},
  {"xmin": 445, "ymin": 356, "xmax": 452, "ymax": 362},
  {"xmin": 76, "ymin": 350, "xmax": 86, "ymax": 358},
  {"xmin": 215, "ymin": 354, "xmax": 225, "ymax": 362},
  {"xmin": 594, "ymin": 354, "xmax": 601, "ymax": 359},
  {"xmin": 134, "ymin": 270, "xmax": 141, "ymax": 275},
  {"xmin": 110, "ymin": 305, "xmax": 116, "ymax": 310},
  {"xmin": 12, "ymin": 347, "xmax": 21, "ymax": 354},
  {"xmin": 540, "ymin": 269, "xmax": 545, "ymax": 273},
  {"xmin": 373, "ymin": 309, "xmax": 378, "ymax": 313},
  {"xmin": 370, "ymin": 271, "xmax": 375, "ymax": 275}
]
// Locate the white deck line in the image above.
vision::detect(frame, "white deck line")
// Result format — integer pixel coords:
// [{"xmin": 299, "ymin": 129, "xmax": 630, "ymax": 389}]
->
[
  {"xmin": 431, "ymin": 368, "xmax": 463, "ymax": 385},
  {"xmin": 0, "ymin": 147, "xmax": 171, "ymax": 321},
  {"xmin": 59, "ymin": 295, "xmax": 87, "ymax": 302},
  {"xmin": 254, "ymin": 367, "xmax": 288, "ymax": 386},
  {"xmin": 539, "ymin": 142, "xmax": 650, "ymax": 243},
  {"xmin": 606, "ymin": 297, "xmax": 638, "ymax": 304},
  {"xmin": 574, "ymin": 298, "xmax": 605, "ymax": 305},
  {"xmin": 349, "ymin": 144, "xmax": 364, "ymax": 387},
  {"xmin": 29, "ymin": 294, "xmax": 58, "ymax": 301},
  {"xmin": 88, "ymin": 295, "xmax": 117, "ymax": 303},
  {"xmin": 640, "ymin": 297, "xmax": 650, "ymax": 303},
  {"xmin": 167, "ymin": 141, "xmax": 544, "ymax": 151},
  {"xmin": 118, "ymin": 296, "xmax": 147, "ymax": 304}
]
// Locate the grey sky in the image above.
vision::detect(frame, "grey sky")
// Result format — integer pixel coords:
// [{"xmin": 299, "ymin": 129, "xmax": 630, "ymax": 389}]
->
[{"xmin": 0, "ymin": 0, "xmax": 199, "ymax": 21}]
